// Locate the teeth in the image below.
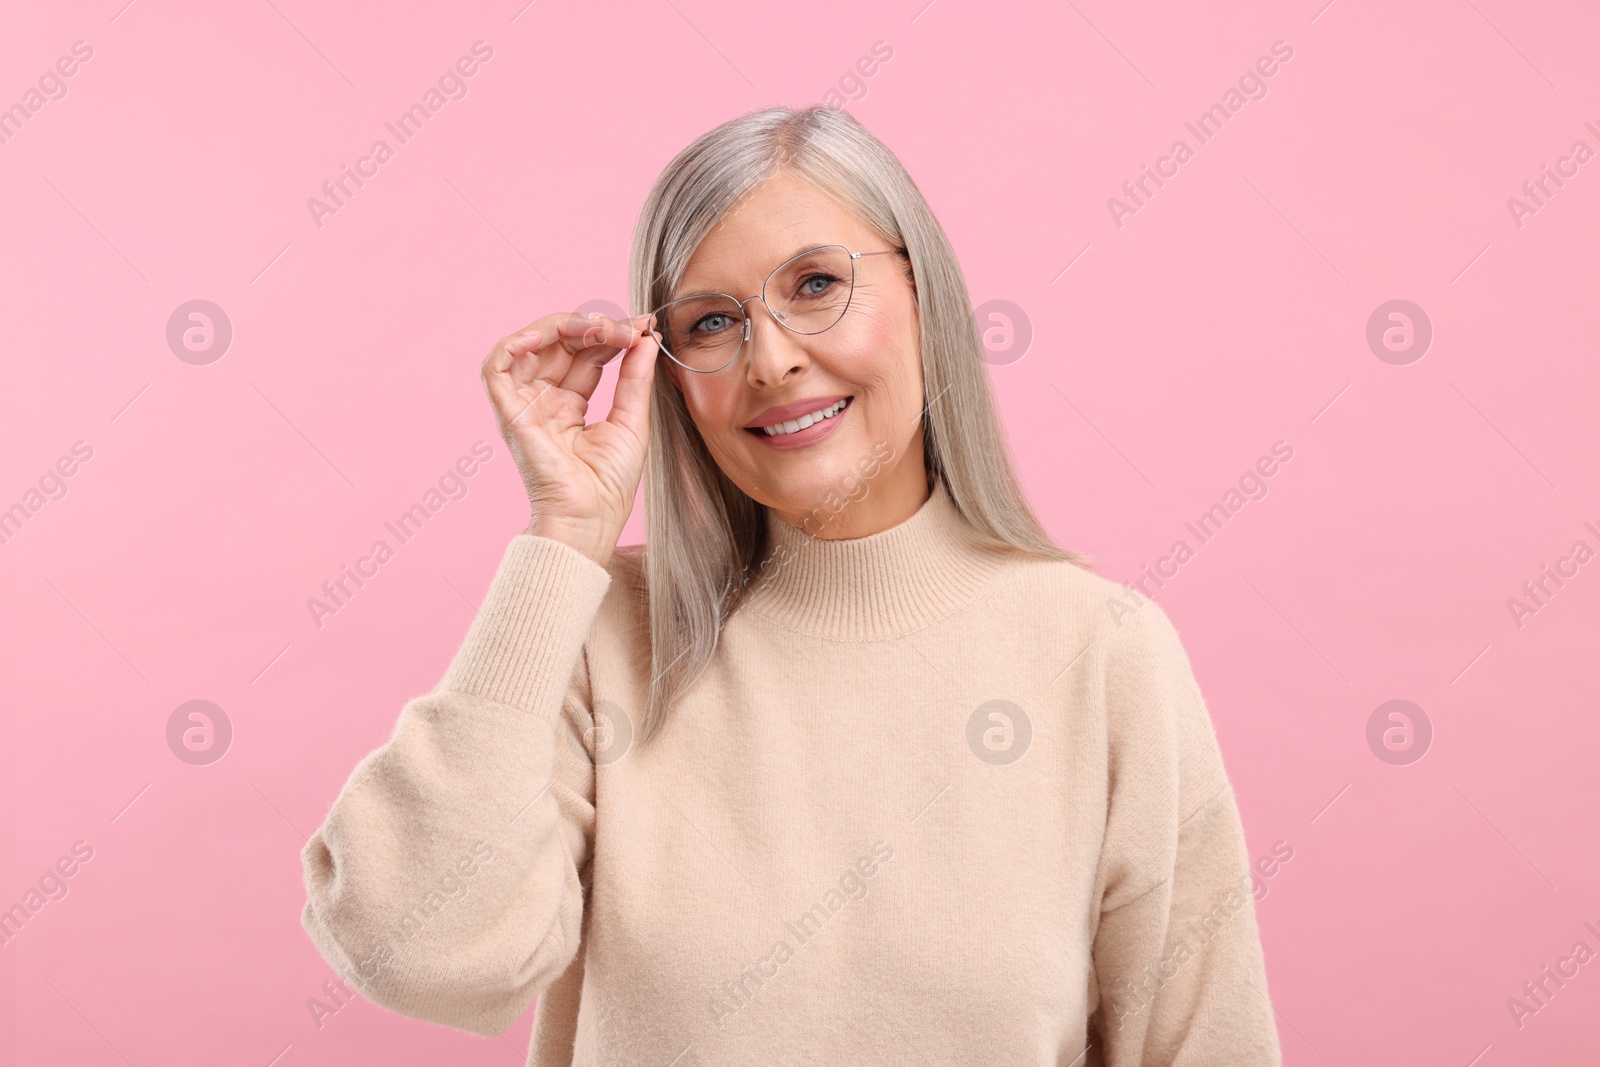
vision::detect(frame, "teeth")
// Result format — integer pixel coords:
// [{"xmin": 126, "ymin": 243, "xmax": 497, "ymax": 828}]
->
[{"xmin": 762, "ymin": 398, "xmax": 848, "ymax": 436}]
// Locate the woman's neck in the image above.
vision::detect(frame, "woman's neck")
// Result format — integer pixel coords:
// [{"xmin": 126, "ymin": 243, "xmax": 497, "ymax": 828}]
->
[
  {"xmin": 741, "ymin": 475, "xmax": 1014, "ymax": 641},
  {"xmin": 765, "ymin": 449, "xmax": 933, "ymax": 541}
]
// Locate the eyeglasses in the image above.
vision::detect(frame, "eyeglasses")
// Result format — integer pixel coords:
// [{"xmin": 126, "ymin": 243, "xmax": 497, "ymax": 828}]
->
[{"xmin": 646, "ymin": 243, "xmax": 904, "ymax": 374}]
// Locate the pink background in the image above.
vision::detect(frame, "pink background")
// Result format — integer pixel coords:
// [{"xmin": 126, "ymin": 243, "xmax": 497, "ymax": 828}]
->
[{"xmin": 3, "ymin": 0, "xmax": 1597, "ymax": 1063}]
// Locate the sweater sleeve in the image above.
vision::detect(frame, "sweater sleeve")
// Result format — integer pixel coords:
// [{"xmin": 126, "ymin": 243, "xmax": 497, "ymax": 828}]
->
[
  {"xmin": 299, "ymin": 533, "xmax": 613, "ymax": 1037},
  {"xmin": 1086, "ymin": 601, "xmax": 1282, "ymax": 1066}
]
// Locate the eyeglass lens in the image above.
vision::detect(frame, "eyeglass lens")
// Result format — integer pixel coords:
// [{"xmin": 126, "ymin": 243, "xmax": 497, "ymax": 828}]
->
[{"xmin": 652, "ymin": 245, "xmax": 856, "ymax": 372}]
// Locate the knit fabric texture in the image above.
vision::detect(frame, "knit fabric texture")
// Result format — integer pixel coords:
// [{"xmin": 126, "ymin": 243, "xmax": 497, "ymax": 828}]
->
[{"xmin": 300, "ymin": 478, "xmax": 1282, "ymax": 1066}]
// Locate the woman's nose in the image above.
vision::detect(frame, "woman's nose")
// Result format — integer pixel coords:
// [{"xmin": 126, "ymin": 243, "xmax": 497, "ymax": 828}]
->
[{"xmin": 742, "ymin": 301, "xmax": 808, "ymax": 385}]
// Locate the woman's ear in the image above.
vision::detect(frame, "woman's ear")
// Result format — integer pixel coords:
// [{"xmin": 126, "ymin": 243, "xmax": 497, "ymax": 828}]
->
[{"xmin": 895, "ymin": 248, "xmax": 917, "ymax": 296}]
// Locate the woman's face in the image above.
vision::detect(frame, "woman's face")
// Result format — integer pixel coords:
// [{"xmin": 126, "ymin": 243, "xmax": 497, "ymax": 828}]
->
[{"xmin": 660, "ymin": 173, "xmax": 927, "ymax": 536}]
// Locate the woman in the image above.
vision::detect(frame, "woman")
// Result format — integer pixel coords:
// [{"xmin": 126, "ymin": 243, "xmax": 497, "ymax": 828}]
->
[{"xmin": 300, "ymin": 104, "xmax": 1281, "ymax": 1066}]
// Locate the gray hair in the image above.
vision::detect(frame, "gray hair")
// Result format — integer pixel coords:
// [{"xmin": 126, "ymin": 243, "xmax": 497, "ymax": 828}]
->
[{"xmin": 626, "ymin": 104, "xmax": 1081, "ymax": 744}]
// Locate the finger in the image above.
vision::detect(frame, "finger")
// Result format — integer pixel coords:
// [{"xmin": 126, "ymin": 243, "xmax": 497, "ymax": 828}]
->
[
  {"xmin": 604, "ymin": 327, "xmax": 660, "ymax": 441},
  {"xmin": 509, "ymin": 326, "xmax": 578, "ymax": 394},
  {"xmin": 500, "ymin": 313, "xmax": 589, "ymax": 390},
  {"xmin": 511, "ymin": 312, "xmax": 580, "ymax": 339},
  {"xmin": 481, "ymin": 329, "xmax": 538, "ymax": 393},
  {"xmin": 482, "ymin": 331, "xmax": 553, "ymax": 428},
  {"xmin": 555, "ymin": 312, "xmax": 641, "ymax": 364},
  {"xmin": 485, "ymin": 312, "xmax": 647, "ymax": 421},
  {"xmin": 491, "ymin": 329, "xmax": 555, "ymax": 394},
  {"xmin": 499, "ymin": 321, "xmax": 595, "ymax": 404},
  {"xmin": 556, "ymin": 315, "xmax": 652, "ymax": 398}
]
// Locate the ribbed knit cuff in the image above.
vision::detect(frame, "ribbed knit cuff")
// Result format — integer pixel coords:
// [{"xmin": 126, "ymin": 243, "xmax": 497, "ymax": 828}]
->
[{"xmin": 438, "ymin": 533, "xmax": 614, "ymax": 714}]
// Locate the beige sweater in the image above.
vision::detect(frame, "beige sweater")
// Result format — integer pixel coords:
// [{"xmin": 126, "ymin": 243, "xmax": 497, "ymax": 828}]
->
[{"xmin": 300, "ymin": 478, "xmax": 1282, "ymax": 1065}]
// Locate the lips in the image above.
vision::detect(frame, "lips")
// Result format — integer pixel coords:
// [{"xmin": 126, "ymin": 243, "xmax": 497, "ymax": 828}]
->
[
  {"xmin": 753, "ymin": 397, "xmax": 852, "ymax": 437},
  {"xmin": 744, "ymin": 394, "xmax": 852, "ymax": 431}
]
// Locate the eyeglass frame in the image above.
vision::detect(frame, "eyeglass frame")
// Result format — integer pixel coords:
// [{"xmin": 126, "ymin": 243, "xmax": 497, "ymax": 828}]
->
[{"xmin": 645, "ymin": 243, "xmax": 908, "ymax": 374}]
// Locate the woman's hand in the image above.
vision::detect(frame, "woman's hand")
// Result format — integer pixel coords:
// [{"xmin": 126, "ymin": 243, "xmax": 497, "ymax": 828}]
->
[{"xmin": 480, "ymin": 311, "xmax": 660, "ymax": 569}]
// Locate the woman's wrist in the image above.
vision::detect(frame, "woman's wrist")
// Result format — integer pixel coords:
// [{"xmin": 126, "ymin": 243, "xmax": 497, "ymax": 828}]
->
[{"xmin": 524, "ymin": 517, "xmax": 612, "ymax": 570}]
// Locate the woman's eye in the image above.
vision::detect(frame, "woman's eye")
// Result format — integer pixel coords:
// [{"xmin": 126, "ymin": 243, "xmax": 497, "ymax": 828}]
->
[
  {"xmin": 798, "ymin": 273, "xmax": 839, "ymax": 297},
  {"xmin": 694, "ymin": 313, "xmax": 734, "ymax": 334}
]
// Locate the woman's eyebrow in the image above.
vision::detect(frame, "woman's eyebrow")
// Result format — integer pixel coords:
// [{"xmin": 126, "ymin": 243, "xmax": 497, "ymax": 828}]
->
[
  {"xmin": 668, "ymin": 244, "xmax": 832, "ymax": 301},
  {"xmin": 666, "ymin": 280, "xmax": 727, "ymax": 304},
  {"xmin": 777, "ymin": 242, "xmax": 830, "ymax": 262}
]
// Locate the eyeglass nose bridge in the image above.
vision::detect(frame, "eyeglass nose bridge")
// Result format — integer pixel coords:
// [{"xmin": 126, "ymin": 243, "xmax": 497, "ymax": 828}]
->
[
  {"xmin": 731, "ymin": 292, "xmax": 796, "ymax": 338},
  {"xmin": 718, "ymin": 294, "xmax": 798, "ymax": 371}
]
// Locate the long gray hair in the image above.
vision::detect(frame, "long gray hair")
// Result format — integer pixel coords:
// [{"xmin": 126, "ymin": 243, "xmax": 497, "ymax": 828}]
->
[{"xmin": 627, "ymin": 104, "xmax": 1081, "ymax": 744}]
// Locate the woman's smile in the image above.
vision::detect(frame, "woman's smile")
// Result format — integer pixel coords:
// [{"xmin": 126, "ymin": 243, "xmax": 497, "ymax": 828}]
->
[{"xmin": 746, "ymin": 395, "xmax": 854, "ymax": 449}]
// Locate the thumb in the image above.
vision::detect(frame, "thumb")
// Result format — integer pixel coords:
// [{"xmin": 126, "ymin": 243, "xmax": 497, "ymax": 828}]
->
[{"xmin": 605, "ymin": 328, "xmax": 659, "ymax": 440}]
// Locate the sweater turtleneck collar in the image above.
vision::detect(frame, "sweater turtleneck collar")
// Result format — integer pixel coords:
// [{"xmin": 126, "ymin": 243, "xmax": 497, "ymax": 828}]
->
[{"xmin": 737, "ymin": 477, "xmax": 1016, "ymax": 641}]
